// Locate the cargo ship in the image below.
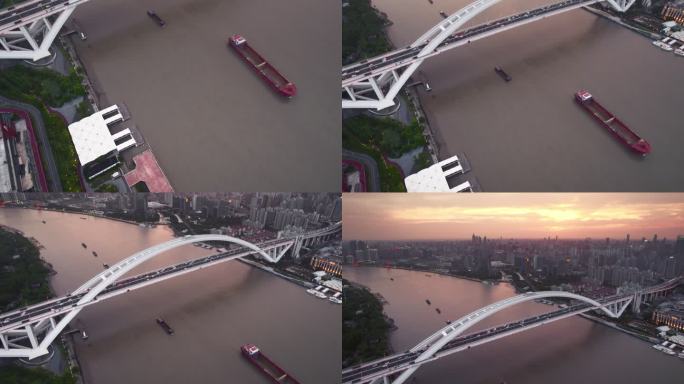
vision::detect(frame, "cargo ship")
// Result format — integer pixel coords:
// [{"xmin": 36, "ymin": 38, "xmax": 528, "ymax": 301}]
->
[
  {"xmin": 156, "ymin": 318, "xmax": 174, "ymax": 335},
  {"xmin": 241, "ymin": 344, "xmax": 301, "ymax": 384},
  {"xmin": 228, "ymin": 35, "xmax": 297, "ymax": 98},
  {"xmin": 574, "ymin": 90, "xmax": 651, "ymax": 156}
]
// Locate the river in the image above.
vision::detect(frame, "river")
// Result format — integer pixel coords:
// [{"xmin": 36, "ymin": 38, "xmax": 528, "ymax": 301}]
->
[
  {"xmin": 0, "ymin": 208, "xmax": 340, "ymax": 384},
  {"xmin": 345, "ymin": 267, "xmax": 684, "ymax": 383},
  {"xmin": 372, "ymin": 0, "xmax": 684, "ymax": 191},
  {"xmin": 70, "ymin": 0, "xmax": 340, "ymax": 192}
]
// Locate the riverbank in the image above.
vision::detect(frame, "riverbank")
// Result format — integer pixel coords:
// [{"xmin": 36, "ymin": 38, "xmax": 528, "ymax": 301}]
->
[
  {"xmin": 405, "ymin": 83, "xmax": 441, "ymax": 165},
  {"xmin": 5, "ymin": 206, "xmax": 154, "ymax": 227},
  {"xmin": 237, "ymin": 257, "xmax": 314, "ymax": 289},
  {"xmin": 342, "ymin": 282, "xmax": 395, "ymax": 368},
  {"xmin": 580, "ymin": 313, "xmax": 660, "ymax": 343},
  {"xmin": 0, "ymin": 226, "xmax": 83, "ymax": 384},
  {"xmin": 0, "ymin": 225, "xmax": 53, "ymax": 309},
  {"xmin": 342, "ymin": 0, "xmax": 394, "ymax": 65},
  {"xmin": 583, "ymin": 5, "xmax": 661, "ymax": 40}
]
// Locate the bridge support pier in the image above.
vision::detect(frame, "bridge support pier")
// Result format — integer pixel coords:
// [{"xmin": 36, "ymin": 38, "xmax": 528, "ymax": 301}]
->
[
  {"xmin": 632, "ymin": 292, "xmax": 642, "ymax": 313},
  {"xmin": 605, "ymin": 0, "xmax": 637, "ymax": 12}
]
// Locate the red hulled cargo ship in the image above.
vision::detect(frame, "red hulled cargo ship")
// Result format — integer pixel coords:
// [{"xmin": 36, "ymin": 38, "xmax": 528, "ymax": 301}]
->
[
  {"xmin": 575, "ymin": 90, "xmax": 651, "ymax": 156},
  {"xmin": 228, "ymin": 35, "xmax": 297, "ymax": 98},
  {"xmin": 241, "ymin": 344, "xmax": 301, "ymax": 384}
]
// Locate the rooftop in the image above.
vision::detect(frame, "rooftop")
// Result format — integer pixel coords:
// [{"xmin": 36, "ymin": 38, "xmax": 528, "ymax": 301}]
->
[
  {"xmin": 404, "ymin": 155, "xmax": 471, "ymax": 192},
  {"xmin": 68, "ymin": 105, "xmax": 128, "ymax": 165}
]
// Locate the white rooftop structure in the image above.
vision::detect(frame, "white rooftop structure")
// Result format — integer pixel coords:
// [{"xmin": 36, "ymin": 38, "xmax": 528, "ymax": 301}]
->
[
  {"xmin": 322, "ymin": 278, "xmax": 342, "ymax": 292},
  {"xmin": 672, "ymin": 30, "xmax": 684, "ymax": 41},
  {"xmin": 404, "ymin": 155, "xmax": 471, "ymax": 192},
  {"xmin": 313, "ymin": 270, "xmax": 327, "ymax": 278},
  {"xmin": 68, "ymin": 105, "xmax": 134, "ymax": 165},
  {"xmin": 662, "ymin": 21, "xmax": 678, "ymax": 30}
]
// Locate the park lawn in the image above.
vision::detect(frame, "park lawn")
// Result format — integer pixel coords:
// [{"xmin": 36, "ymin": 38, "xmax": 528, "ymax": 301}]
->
[
  {"xmin": 342, "ymin": 0, "xmax": 393, "ymax": 64},
  {"xmin": 0, "ymin": 65, "xmax": 87, "ymax": 191},
  {"xmin": 344, "ymin": 114, "xmax": 432, "ymax": 191}
]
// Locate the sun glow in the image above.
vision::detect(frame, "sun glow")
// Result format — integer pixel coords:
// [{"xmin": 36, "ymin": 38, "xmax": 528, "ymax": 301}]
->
[{"xmin": 343, "ymin": 194, "xmax": 684, "ymax": 240}]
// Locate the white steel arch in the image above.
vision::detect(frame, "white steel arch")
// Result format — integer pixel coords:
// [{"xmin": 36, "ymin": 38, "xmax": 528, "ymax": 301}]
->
[
  {"xmin": 0, "ymin": 0, "xmax": 91, "ymax": 61},
  {"xmin": 72, "ymin": 235, "xmax": 276, "ymax": 299},
  {"xmin": 391, "ymin": 291, "xmax": 628, "ymax": 384},
  {"xmin": 2, "ymin": 235, "xmax": 274, "ymax": 359},
  {"xmin": 342, "ymin": 0, "xmax": 637, "ymax": 110}
]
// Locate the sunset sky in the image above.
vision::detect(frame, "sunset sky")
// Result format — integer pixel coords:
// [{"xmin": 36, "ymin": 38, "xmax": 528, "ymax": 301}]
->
[{"xmin": 343, "ymin": 194, "xmax": 684, "ymax": 240}]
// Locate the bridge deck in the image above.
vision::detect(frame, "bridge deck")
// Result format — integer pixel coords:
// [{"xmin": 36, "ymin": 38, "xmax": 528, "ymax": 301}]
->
[
  {"xmin": 0, "ymin": 0, "xmax": 84, "ymax": 33},
  {"xmin": 341, "ymin": 294, "xmax": 634, "ymax": 383},
  {"xmin": 0, "ymin": 238, "xmax": 285, "ymax": 331},
  {"xmin": 342, "ymin": 0, "xmax": 597, "ymax": 86}
]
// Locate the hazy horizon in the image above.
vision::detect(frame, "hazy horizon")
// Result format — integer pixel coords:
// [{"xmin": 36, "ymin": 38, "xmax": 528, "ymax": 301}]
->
[{"xmin": 343, "ymin": 193, "xmax": 684, "ymax": 241}]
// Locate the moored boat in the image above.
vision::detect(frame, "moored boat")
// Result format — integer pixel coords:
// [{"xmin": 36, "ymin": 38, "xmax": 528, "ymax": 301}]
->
[{"xmin": 652, "ymin": 40, "xmax": 674, "ymax": 51}]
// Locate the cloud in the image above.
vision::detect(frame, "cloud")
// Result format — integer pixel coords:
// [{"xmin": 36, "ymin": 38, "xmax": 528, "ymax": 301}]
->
[{"xmin": 343, "ymin": 194, "xmax": 684, "ymax": 240}]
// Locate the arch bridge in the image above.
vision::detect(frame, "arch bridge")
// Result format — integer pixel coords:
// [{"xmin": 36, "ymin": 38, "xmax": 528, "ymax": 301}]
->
[
  {"xmin": 343, "ymin": 277, "xmax": 682, "ymax": 384},
  {"xmin": 0, "ymin": 222, "xmax": 341, "ymax": 359},
  {"xmin": 342, "ymin": 0, "xmax": 637, "ymax": 110}
]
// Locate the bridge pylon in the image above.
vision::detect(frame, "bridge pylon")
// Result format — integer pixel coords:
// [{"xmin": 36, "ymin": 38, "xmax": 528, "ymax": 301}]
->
[{"xmin": 0, "ymin": 1, "xmax": 82, "ymax": 61}]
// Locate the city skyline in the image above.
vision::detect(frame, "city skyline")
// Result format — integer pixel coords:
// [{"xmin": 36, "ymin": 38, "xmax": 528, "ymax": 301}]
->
[{"xmin": 343, "ymin": 193, "xmax": 684, "ymax": 240}]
